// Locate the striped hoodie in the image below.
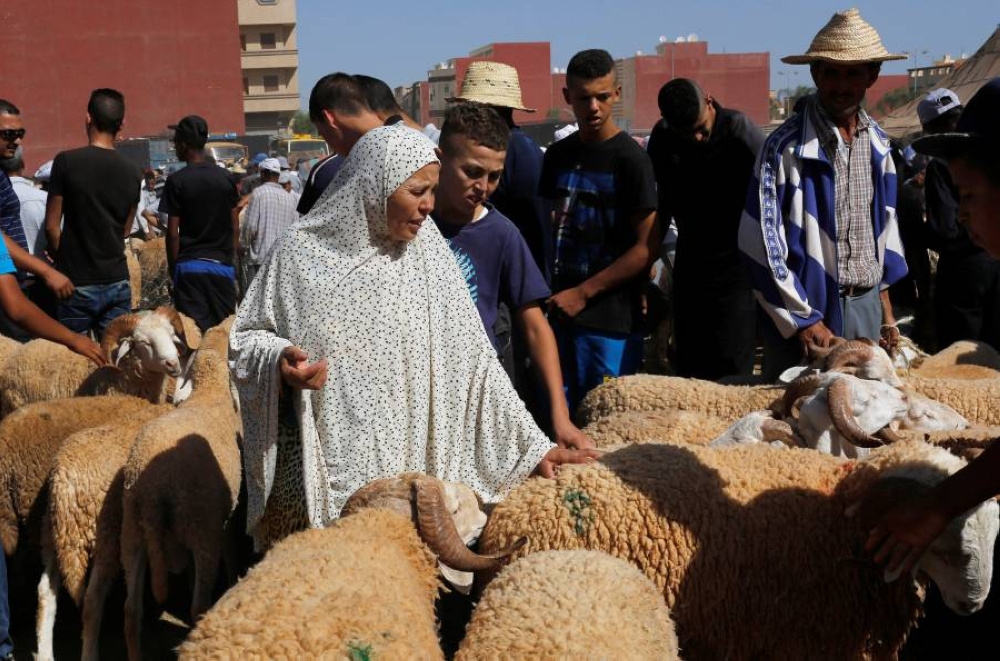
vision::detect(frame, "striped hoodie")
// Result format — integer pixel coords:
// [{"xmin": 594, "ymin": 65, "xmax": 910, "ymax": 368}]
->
[{"xmin": 737, "ymin": 105, "xmax": 907, "ymax": 339}]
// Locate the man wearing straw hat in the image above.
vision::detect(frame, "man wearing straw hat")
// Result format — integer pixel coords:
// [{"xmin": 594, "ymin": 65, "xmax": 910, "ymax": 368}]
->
[{"xmin": 738, "ymin": 8, "xmax": 908, "ymax": 379}]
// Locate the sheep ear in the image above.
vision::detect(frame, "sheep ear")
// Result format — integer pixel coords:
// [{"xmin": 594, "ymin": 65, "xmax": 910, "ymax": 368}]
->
[
  {"xmin": 778, "ymin": 365, "xmax": 813, "ymax": 384},
  {"xmin": 112, "ymin": 338, "xmax": 132, "ymax": 367}
]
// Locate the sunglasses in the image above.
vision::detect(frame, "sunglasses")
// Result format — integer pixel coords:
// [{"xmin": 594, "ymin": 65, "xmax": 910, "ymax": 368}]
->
[{"xmin": 0, "ymin": 128, "xmax": 25, "ymax": 142}]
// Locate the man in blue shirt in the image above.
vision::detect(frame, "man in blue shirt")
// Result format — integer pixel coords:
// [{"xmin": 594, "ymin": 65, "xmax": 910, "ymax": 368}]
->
[{"xmin": 432, "ymin": 103, "xmax": 592, "ymax": 449}]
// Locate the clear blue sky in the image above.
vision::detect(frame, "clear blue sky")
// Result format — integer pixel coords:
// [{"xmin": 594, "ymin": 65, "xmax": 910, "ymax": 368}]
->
[{"xmin": 296, "ymin": 1, "xmax": 997, "ymax": 105}]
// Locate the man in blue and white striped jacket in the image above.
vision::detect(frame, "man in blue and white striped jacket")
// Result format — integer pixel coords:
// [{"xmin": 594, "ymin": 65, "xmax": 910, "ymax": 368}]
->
[{"xmin": 738, "ymin": 8, "xmax": 908, "ymax": 380}]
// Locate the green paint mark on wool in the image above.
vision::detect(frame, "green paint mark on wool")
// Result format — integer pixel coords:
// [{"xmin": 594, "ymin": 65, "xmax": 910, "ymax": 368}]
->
[
  {"xmin": 562, "ymin": 488, "xmax": 594, "ymax": 536},
  {"xmin": 347, "ymin": 642, "xmax": 373, "ymax": 661}
]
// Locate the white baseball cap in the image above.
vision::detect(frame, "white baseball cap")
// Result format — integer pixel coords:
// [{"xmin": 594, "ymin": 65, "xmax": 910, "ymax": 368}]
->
[{"xmin": 258, "ymin": 157, "xmax": 282, "ymax": 174}]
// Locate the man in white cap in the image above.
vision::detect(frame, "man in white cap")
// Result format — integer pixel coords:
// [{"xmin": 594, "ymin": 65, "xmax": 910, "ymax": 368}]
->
[
  {"xmin": 240, "ymin": 157, "xmax": 297, "ymax": 288},
  {"xmin": 738, "ymin": 8, "xmax": 908, "ymax": 379}
]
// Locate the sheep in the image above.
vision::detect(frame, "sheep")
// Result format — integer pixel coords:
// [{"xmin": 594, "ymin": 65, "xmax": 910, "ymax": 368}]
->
[
  {"xmin": 35, "ymin": 407, "xmax": 171, "ymax": 661},
  {"xmin": 0, "ymin": 395, "xmax": 172, "ymax": 560},
  {"xmin": 456, "ymin": 549, "xmax": 681, "ymax": 660},
  {"xmin": 125, "ymin": 245, "xmax": 141, "ymax": 310},
  {"xmin": 133, "ymin": 237, "xmax": 170, "ymax": 308},
  {"xmin": 120, "ymin": 322, "xmax": 242, "ymax": 661},
  {"xmin": 479, "ymin": 441, "xmax": 998, "ymax": 661},
  {"xmin": 178, "ymin": 473, "xmax": 523, "ymax": 660},
  {"xmin": 577, "ymin": 375, "xmax": 783, "ymax": 426},
  {"xmin": 0, "ymin": 306, "xmax": 199, "ymax": 416},
  {"xmin": 583, "ymin": 408, "xmax": 734, "ymax": 449},
  {"xmin": 909, "ymin": 339, "xmax": 1000, "ymax": 373}
]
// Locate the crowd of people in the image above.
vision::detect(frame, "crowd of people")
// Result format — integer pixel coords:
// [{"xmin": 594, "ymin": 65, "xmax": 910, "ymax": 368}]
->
[{"xmin": 2, "ymin": 6, "xmax": 1000, "ymax": 658}]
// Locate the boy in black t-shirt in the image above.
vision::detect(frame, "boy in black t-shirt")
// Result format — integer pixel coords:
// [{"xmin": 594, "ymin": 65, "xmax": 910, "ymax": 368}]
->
[
  {"xmin": 45, "ymin": 88, "xmax": 141, "ymax": 339},
  {"xmin": 432, "ymin": 103, "xmax": 593, "ymax": 450},
  {"xmin": 539, "ymin": 49, "xmax": 659, "ymax": 413},
  {"xmin": 160, "ymin": 115, "xmax": 240, "ymax": 332}
]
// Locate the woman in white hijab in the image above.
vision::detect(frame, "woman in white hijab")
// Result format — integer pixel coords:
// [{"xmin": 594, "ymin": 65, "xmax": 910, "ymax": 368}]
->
[{"xmin": 231, "ymin": 126, "xmax": 598, "ymax": 549}]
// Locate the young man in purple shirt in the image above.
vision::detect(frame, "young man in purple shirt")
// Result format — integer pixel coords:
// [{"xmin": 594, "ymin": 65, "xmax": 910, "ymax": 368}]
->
[{"xmin": 432, "ymin": 103, "xmax": 592, "ymax": 450}]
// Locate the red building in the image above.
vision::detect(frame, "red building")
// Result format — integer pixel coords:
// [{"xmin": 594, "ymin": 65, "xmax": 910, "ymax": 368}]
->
[
  {"xmin": 408, "ymin": 40, "xmax": 770, "ymax": 134},
  {"xmin": 1, "ymin": 1, "xmax": 245, "ymax": 170},
  {"xmin": 618, "ymin": 40, "xmax": 770, "ymax": 133}
]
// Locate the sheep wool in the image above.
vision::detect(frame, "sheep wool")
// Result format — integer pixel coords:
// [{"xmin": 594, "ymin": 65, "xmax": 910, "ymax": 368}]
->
[
  {"xmin": 0, "ymin": 395, "xmax": 168, "ymax": 556},
  {"xmin": 0, "ymin": 341, "xmax": 96, "ymax": 416},
  {"xmin": 457, "ymin": 549, "xmax": 680, "ymax": 660},
  {"xmin": 907, "ymin": 376, "xmax": 1000, "ymax": 426},
  {"xmin": 479, "ymin": 443, "xmax": 944, "ymax": 660},
  {"xmin": 178, "ymin": 509, "xmax": 443, "ymax": 660},
  {"xmin": 577, "ymin": 375, "xmax": 782, "ymax": 426},
  {"xmin": 583, "ymin": 409, "xmax": 731, "ymax": 449}
]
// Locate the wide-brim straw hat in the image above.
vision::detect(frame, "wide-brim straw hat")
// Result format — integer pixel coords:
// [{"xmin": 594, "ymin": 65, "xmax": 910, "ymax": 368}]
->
[
  {"xmin": 448, "ymin": 61, "xmax": 536, "ymax": 112},
  {"xmin": 782, "ymin": 8, "xmax": 907, "ymax": 65}
]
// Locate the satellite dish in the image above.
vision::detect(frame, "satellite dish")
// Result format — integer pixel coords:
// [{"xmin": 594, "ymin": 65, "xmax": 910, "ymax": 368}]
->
[
  {"xmin": 687, "ymin": 33, "xmax": 699, "ymax": 42},
  {"xmin": 658, "ymin": 35, "xmax": 668, "ymax": 43},
  {"xmin": 675, "ymin": 36, "xmax": 685, "ymax": 43},
  {"xmin": 636, "ymin": 50, "xmax": 643, "ymax": 56},
  {"xmin": 552, "ymin": 67, "xmax": 560, "ymax": 74}
]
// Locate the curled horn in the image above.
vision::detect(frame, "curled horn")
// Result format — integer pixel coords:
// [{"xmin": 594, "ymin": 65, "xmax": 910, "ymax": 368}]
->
[
  {"xmin": 826, "ymin": 340, "xmax": 878, "ymax": 372},
  {"xmin": 806, "ymin": 336, "xmax": 846, "ymax": 361},
  {"xmin": 780, "ymin": 373, "xmax": 825, "ymax": 417},
  {"xmin": 100, "ymin": 314, "xmax": 141, "ymax": 363},
  {"xmin": 154, "ymin": 306, "xmax": 193, "ymax": 352},
  {"xmin": 413, "ymin": 477, "xmax": 525, "ymax": 572},
  {"xmin": 874, "ymin": 427, "xmax": 904, "ymax": 444},
  {"xmin": 826, "ymin": 378, "xmax": 884, "ymax": 449},
  {"xmin": 760, "ymin": 418, "xmax": 801, "ymax": 447}
]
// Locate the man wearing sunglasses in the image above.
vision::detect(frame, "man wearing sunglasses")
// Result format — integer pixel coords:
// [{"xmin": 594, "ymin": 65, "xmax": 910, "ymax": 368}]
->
[{"xmin": 0, "ymin": 100, "xmax": 77, "ymax": 341}]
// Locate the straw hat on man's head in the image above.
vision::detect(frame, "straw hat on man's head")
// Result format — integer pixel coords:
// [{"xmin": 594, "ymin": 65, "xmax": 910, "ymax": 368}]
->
[
  {"xmin": 782, "ymin": 8, "xmax": 906, "ymax": 65},
  {"xmin": 448, "ymin": 61, "xmax": 536, "ymax": 112}
]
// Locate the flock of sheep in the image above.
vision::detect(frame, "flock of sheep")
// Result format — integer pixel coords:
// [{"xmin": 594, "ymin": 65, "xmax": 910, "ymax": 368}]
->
[{"xmin": 4, "ymin": 247, "xmax": 1000, "ymax": 659}]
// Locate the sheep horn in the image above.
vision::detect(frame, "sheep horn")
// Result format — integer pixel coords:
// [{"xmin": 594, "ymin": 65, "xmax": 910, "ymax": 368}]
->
[
  {"xmin": 100, "ymin": 313, "xmax": 141, "ymax": 361},
  {"xmin": 780, "ymin": 373, "xmax": 825, "ymax": 417},
  {"xmin": 154, "ymin": 306, "xmax": 192, "ymax": 352},
  {"xmin": 413, "ymin": 478, "xmax": 525, "ymax": 572},
  {"xmin": 760, "ymin": 418, "xmax": 800, "ymax": 447},
  {"xmin": 826, "ymin": 341, "xmax": 877, "ymax": 372},
  {"xmin": 806, "ymin": 336, "xmax": 846, "ymax": 361},
  {"xmin": 874, "ymin": 427, "xmax": 904, "ymax": 444},
  {"xmin": 827, "ymin": 378, "xmax": 884, "ymax": 449}
]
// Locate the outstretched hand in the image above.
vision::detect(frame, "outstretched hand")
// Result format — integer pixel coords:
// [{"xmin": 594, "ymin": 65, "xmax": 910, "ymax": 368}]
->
[
  {"xmin": 70, "ymin": 335, "xmax": 108, "ymax": 367},
  {"xmin": 864, "ymin": 495, "xmax": 950, "ymax": 578},
  {"xmin": 553, "ymin": 419, "xmax": 596, "ymax": 450},
  {"xmin": 279, "ymin": 346, "xmax": 328, "ymax": 391},
  {"xmin": 533, "ymin": 447, "xmax": 602, "ymax": 479}
]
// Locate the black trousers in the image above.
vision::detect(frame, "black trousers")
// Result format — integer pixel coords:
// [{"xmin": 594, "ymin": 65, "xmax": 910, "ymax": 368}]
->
[
  {"xmin": 173, "ymin": 271, "xmax": 237, "ymax": 333},
  {"xmin": 934, "ymin": 251, "xmax": 1000, "ymax": 352},
  {"xmin": 673, "ymin": 282, "xmax": 756, "ymax": 381}
]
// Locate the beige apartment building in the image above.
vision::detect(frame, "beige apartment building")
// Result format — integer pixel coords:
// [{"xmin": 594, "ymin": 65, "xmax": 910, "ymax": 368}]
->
[{"xmin": 238, "ymin": 0, "xmax": 300, "ymax": 135}]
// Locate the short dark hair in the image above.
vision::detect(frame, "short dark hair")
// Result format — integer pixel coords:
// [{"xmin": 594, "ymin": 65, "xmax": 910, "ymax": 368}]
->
[
  {"xmin": 657, "ymin": 79, "xmax": 704, "ymax": 129},
  {"xmin": 440, "ymin": 103, "xmax": 510, "ymax": 154},
  {"xmin": 0, "ymin": 99, "xmax": 20, "ymax": 116},
  {"xmin": 566, "ymin": 49, "xmax": 616, "ymax": 83},
  {"xmin": 354, "ymin": 75, "xmax": 403, "ymax": 115},
  {"xmin": 308, "ymin": 73, "xmax": 371, "ymax": 123},
  {"xmin": 87, "ymin": 88, "xmax": 125, "ymax": 134}
]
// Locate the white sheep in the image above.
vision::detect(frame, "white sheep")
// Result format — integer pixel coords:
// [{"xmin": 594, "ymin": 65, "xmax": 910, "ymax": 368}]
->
[
  {"xmin": 178, "ymin": 473, "xmax": 523, "ymax": 660},
  {"xmin": 479, "ymin": 441, "xmax": 998, "ymax": 660},
  {"xmin": 456, "ymin": 549, "xmax": 681, "ymax": 660},
  {"xmin": 0, "ymin": 306, "xmax": 199, "ymax": 416},
  {"xmin": 120, "ymin": 322, "xmax": 242, "ymax": 661}
]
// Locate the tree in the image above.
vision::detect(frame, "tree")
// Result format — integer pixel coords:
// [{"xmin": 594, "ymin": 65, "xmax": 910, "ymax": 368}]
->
[
  {"xmin": 289, "ymin": 110, "xmax": 317, "ymax": 136},
  {"xmin": 872, "ymin": 87, "xmax": 920, "ymax": 117}
]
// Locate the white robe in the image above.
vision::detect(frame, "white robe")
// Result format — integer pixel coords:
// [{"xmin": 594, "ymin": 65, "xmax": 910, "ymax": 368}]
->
[{"xmin": 230, "ymin": 126, "xmax": 552, "ymax": 546}]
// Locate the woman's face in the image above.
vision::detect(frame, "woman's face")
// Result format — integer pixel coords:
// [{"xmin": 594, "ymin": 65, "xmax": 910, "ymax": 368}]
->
[{"xmin": 387, "ymin": 163, "xmax": 439, "ymax": 242}]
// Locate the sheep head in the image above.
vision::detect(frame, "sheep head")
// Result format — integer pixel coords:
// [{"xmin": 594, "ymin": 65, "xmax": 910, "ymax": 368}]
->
[
  {"xmin": 341, "ymin": 473, "xmax": 525, "ymax": 573},
  {"xmin": 851, "ymin": 446, "xmax": 999, "ymax": 615},
  {"xmin": 102, "ymin": 308, "xmax": 194, "ymax": 377},
  {"xmin": 709, "ymin": 411, "xmax": 801, "ymax": 448}
]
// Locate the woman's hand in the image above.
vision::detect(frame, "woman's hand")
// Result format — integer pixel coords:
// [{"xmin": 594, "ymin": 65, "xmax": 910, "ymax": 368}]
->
[
  {"xmin": 865, "ymin": 494, "xmax": 951, "ymax": 577},
  {"xmin": 279, "ymin": 346, "xmax": 328, "ymax": 391},
  {"xmin": 533, "ymin": 447, "xmax": 602, "ymax": 479},
  {"xmin": 553, "ymin": 418, "xmax": 596, "ymax": 450}
]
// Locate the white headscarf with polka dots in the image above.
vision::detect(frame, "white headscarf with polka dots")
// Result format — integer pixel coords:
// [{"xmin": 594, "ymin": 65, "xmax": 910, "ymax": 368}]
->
[{"xmin": 231, "ymin": 126, "xmax": 552, "ymax": 543}]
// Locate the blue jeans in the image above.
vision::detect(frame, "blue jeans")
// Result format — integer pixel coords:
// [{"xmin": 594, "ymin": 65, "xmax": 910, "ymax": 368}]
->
[
  {"xmin": 552, "ymin": 321, "xmax": 644, "ymax": 415},
  {"xmin": 0, "ymin": 538, "xmax": 12, "ymax": 658},
  {"xmin": 57, "ymin": 280, "xmax": 131, "ymax": 339}
]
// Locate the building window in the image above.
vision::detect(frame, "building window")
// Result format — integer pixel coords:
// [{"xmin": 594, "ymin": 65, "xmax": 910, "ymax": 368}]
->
[
  {"xmin": 243, "ymin": 77, "xmax": 250, "ymax": 95},
  {"xmin": 240, "ymin": 34, "xmax": 246, "ymax": 51},
  {"xmin": 257, "ymin": 0, "xmax": 277, "ymax": 4},
  {"xmin": 260, "ymin": 33, "xmax": 277, "ymax": 49},
  {"xmin": 263, "ymin": 75, "xmax": 280, "ymax": 92}
]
